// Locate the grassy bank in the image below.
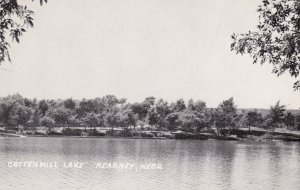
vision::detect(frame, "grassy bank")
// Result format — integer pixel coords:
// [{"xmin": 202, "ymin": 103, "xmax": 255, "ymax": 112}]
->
[{"xmin": 1, "ymin": 127, "xmax": 300, "ymax": 142}]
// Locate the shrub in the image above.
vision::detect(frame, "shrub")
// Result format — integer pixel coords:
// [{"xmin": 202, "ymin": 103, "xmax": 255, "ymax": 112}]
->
[{"xmin": 62, "ymin": 128, "xmax": 82, "ymax": 136}]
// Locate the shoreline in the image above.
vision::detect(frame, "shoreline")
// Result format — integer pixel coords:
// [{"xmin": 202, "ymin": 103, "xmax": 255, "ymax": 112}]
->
[
  {"xmin": 1, "ymin": 136, "xmax": 299, "ymax": 143},
  {"xmin": 1, "ymin": 130, "xmax": 300, "ymax": 142}
]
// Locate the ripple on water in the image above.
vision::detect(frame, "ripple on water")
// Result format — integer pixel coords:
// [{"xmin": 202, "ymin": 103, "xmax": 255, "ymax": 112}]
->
[{"xmin": 0, "ymin": 138, "xmax": 299, "ymax": 190}]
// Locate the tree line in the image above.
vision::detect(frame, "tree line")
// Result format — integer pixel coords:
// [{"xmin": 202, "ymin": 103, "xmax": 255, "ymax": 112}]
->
[{"xmin": 0, "ymin": 94, "xmax": 299, "ymax": 135}]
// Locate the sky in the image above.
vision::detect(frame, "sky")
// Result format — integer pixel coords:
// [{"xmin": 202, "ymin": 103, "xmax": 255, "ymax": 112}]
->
[{"xmin": 0, "ymin": 0, "xmax": 299, "ymax": 109}]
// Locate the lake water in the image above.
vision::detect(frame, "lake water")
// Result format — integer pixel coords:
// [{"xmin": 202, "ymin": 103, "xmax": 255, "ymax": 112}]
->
[{"xmin": 0, "ymin": 137, "xmax": 299, "ymax": 190}]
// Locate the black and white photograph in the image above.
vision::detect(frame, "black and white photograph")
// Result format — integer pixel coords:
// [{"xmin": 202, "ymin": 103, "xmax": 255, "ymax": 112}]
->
[{"xmin": 0, "ymin": 0, "xmax": 300, "ymax": 189}]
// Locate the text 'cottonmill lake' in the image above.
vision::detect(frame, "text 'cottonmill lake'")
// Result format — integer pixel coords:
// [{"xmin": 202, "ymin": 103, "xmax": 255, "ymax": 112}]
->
[{"xmin": 6, "ymin": 161, "xmax": 164, "ymax": 170}]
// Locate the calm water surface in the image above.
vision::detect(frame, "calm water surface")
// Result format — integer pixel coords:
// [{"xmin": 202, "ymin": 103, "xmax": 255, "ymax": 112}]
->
[{"xmin": 0, "ymin": 137, "xmax": 299, "ymax": 190}]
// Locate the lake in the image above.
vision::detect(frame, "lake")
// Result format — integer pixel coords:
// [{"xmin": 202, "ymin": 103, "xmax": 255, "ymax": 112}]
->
[{"xmin": 0, "ymin": 137, "xmax": 299, "ymax": 190}]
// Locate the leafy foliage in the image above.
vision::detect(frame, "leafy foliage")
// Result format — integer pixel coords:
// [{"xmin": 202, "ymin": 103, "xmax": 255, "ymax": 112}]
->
[
  {"xmin": 246, "ymin": 110, "xmax": 264, "ymax": 131},
  {"xmin": 214, "ymin": 97, "xmax": 238, "ymax": 133},
  {"xmin": 40, "ymin": 115, "xmax": 55, "ymax": 130},
  {"xmin": 231, "ymin": 0, "xmax": 300, "ymax": 90},
  {"xmin": 284, "ymin": 112, "xmax": 295, "ymax": 129},
  {"xmin": 0, "ymin": 0, "xmax": 47, "ymax": 63},
  {"xmin": 0, "ymin": 94, "xmax": 298, "ymax": 134},
  {"xmin": 266, "ymin": 100, "xmax": 286, "ymax": 131}
]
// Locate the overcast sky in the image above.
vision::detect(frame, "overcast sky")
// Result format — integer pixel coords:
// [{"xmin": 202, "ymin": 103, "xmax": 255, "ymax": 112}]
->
[{"xmin": 0, "ymin": 0, "xmax": 299, "ymax": 109}]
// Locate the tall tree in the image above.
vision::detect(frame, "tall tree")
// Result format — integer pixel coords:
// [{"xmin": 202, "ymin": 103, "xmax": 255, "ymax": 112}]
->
[
  {"xmin": 131, "ymin": 103, "xmax": 149, "ymax": 121},
  {"xmin": 284, "ymin": 112, "xmax": 295, "ymax": 130},
  {"xmin": 115, "ymin": 106, "xmax": 137, "ymax": 131},
  {"xmin": 38, "ymin": 100, "xmax": 49, "ymax": 116},
  {"xmin": 15, "ymin": 105, "xmax": 33, "ymax": 127},
  {"xmin": 104, "ymin": 106, "xmax": 119, "ymax": 133},
  {"xmin": 166, "ymin": 112, "xmax": 180, "ymax": 131},
  {"xmin": 76, "ymin": 99, "xmax": 98, "ymax": 118},
  {"xmin": 295, "ymin": 115, "xmax": 300, "ymax": 130},
  {"xmin": 267, "ymin": 101, "xmax": 286, "ymax": 132},
  {"xmin": 187, "ymin": 99, "xmax": 206, "ymax": 112},
  {"xmin": 63, "ymin": 98, "xmax": 76, "ymax": 110},
  {"xmin": 231, "ymin": 0, "xmax": 300, "ymax": 90},
  {"xmin": 146, "ymin": 107, "xmax": 159, "ymax": 129},
  {"xmin": 48, "ymin": 107, "xmax": 71, "ymax": 129},
  {"xmin": 214, "ymin": 97, "xmax": 238, "ymax": 135},
  {"xmin": 246, "ymin": 110, "xmax": 264, "ymax": 131},
  {"xmin": 171, "ymin": 99, "xmax": 186, "ymax": 112},
  {"xmin": 143, "ymin": 97, "xmax": 156, "ymax": 107},
  {"xmin": 40, "ymin": 115, "xmax": 55, "ymax": 131},
  {"xmin": 27, "ymin": 108, "xmax": 40, "ymax": 131},
  {"xmin": 154, "ymin": 99, "xmax": 170, "ymax": 130},
  {"xmin": 81, "ymin": 112, "xmax": 102, "ymax": 130},
  {"xmin": 0, "ymin": 98, "xmax": 18, "ymax": 128},
  {"xmin": 177, "ymin": 111, "xmax": 206, "ymax": 132}
]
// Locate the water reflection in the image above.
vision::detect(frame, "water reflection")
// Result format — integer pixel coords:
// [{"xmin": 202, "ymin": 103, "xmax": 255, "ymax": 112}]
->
[{"xmin": 0, "ymin": 138, "xmax": 299, "ymax": 190}]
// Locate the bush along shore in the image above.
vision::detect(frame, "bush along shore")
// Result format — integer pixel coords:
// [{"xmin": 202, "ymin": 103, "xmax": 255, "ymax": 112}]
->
[
  {"xmin": 1, "ymin": 127, "xmax": 300, "ymax": 142},
  {"xmin": 0, "ymin": 94, "xmax": 299, "ymax": 142}
]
